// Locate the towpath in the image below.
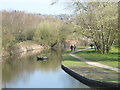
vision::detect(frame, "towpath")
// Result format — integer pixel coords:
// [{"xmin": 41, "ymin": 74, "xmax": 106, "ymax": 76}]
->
[{"xmin": 70, "ymin": 48, "xmax": 120, "ymax": 73}]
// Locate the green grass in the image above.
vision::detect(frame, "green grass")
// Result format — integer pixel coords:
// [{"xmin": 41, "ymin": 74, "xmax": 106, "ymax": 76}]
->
[
  {"xmin": 77, "ymin": 46, "xmax": 89, "ymax": 49},
  {"xmin": 76, "ymin": 46, "xmax": 119, "ymax": 68},
  {"xmin": 62, "ymin": 57, "xmax": 119, "ymax": 83},
  {"xmin": 63, "ymin": 50, "xmax": 80, "ymax": 61},
  {"xmin": 62, "ymin": 50, "xmax": 91, "ymax": 67},
  {"xmin": 62, "ymin": 46, "xmax": 120, "ymax": 83}
]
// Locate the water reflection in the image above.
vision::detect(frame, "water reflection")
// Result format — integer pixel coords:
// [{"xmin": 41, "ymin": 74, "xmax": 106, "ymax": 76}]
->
[{"xmin": 2, "ymin": 49, "xmax": 89, "ymax": 88}]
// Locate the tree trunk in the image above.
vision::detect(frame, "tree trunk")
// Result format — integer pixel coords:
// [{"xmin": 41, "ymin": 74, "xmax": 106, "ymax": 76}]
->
[{"xmin": 51, "ymin": 41, "xmax": 58, "ymax": 48}]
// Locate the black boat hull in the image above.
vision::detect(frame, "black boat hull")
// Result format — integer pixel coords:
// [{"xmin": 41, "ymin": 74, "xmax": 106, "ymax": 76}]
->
[{"xmin": 37, "ymin": 57, "xmax": 48, "ymax": 61}]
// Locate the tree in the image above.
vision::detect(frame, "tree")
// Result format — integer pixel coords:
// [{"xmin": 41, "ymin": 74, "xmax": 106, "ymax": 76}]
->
[
  {"xmin": 2, "ymin": 10, "xmax": 44, "ymax": 48},
  {"xmin": 68, "ymin": 2, "xmax": 118, "ymax": 53},
  {"xmin": 2, "ymin": 10, "xmax": 76, "ymax": 49},
  {"xmin": 33, "ymin": 19, "xmax": 60, "ymax": 46}
]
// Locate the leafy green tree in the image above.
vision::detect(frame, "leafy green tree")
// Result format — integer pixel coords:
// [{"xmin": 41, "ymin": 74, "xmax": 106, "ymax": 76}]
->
[
  {"xmin": 34, "ymin": 20, "xmax": 60, "ymax": 46},
  {"xmin": 67, "ymin": 2, "xmax": 118, "ymax": 53},
  {"xmin": 2, "ymin": 10, "xmax": 76, "ymax": 50}
]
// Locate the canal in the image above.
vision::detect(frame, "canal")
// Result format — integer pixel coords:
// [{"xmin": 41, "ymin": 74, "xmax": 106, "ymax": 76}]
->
[{"xmin": 2, "ymin": 49, "xmax": 89, "ymax": 88}]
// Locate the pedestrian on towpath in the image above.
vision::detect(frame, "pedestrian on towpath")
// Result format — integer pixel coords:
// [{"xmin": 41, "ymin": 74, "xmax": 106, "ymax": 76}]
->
[
  {"xmin": 90, "ymin": 44, "xmax": 94, "ymax": 49},
  {"xmin": 70, "ymin": 45, "xmax": 73, "ymax": 51},
  {"xmin": 73, "ymin": 45, "xmax": 76, "ymax": 51}
]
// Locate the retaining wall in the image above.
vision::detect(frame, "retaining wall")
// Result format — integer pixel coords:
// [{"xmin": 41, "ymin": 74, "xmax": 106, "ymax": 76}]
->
[{"xmin": 61, "ymin": 65, "xmax": 119, "ymax": 89}]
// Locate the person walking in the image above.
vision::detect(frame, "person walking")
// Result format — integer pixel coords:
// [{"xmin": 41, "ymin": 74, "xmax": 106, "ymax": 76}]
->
[
  {"xmin": 90, "ymin": 44, "xmax": 94, "ymax": 49},
  {"xmin": 70, "ymin": 45, "xmax": 73, "ymax": 51},
  {"xmin": 73, "ymin": 45, "xmax": 76, "ymax": 51}
]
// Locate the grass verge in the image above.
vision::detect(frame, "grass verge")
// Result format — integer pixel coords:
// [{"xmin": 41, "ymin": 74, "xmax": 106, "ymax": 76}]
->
[
  {"xmin": 62, "ymin": 46, "xmax": 120, "ymax": 83},
  {"xmin": 76, "ymin": 46, "xmax": 119, "ymax": 68}
]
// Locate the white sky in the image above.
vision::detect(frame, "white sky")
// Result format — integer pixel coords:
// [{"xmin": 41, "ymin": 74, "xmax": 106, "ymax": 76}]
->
[
  {"xmin": 0, "ymin": 0, "xmax": 72, "ymax": 15},
  {"xmin": 0, "ymin": 0, "xmax": 119, "ymax": 15}
]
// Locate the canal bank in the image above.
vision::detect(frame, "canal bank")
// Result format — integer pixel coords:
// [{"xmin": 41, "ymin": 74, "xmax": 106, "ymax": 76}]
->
[
  {"xmin": 2, "ymin": 41, "xmax": 45, "ymax": 58},
  {"xmin": 62, "ymin": 47, "xmax": 119, "ymax": 88},
  {"xmin": 62, "ymin": 47, "xmax": 119, "ymax": 83},
  {"xmin": 61, "ymin": 65, "xmax": 119, "ymax": 88}
]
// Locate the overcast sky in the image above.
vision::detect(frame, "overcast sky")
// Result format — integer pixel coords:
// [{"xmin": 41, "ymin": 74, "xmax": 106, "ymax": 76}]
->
[
  {"xmin": 0, "ymin": 0, "xmax": 72, "ymax": 15},
  {"xmin": 1, "ymin": 0, "xmax": 119, "ymax": 15}
]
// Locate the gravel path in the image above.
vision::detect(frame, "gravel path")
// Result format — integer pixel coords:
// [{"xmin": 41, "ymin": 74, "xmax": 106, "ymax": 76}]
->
[{"xmin": 70, "ymin": 48, "xmax": 120, "ymax": 73}]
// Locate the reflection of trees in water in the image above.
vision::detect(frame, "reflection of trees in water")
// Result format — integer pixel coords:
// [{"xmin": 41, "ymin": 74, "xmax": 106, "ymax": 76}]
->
[
  {"xmin": 2, "ymin": 49, "xmax": 62, "ymax": 84},
  {"xmin": 36, "ymin": 49, "xmax": 62, "ymax": 71},
  {"xmin": 6, "ymin": 49, "xmax": 44, "ymax": 60},
  {"xmin": 2, "ymin": 55, "xmax": 36, "ymax": 84}
]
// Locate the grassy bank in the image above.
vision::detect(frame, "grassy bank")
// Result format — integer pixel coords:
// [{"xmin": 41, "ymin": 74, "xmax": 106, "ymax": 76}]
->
[
  {"xmin": 76, "ymin": 46, "xmax": 119, "ymax": 68},
  {"xmin": 62, "ymin": 46, "xmax": 119, "ymax": 83}
]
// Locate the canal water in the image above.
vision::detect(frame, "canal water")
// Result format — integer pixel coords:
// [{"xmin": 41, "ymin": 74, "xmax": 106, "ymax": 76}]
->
[{"xmin": 2, "ymin": 49, "xmax": 89, "ymax": 88}]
